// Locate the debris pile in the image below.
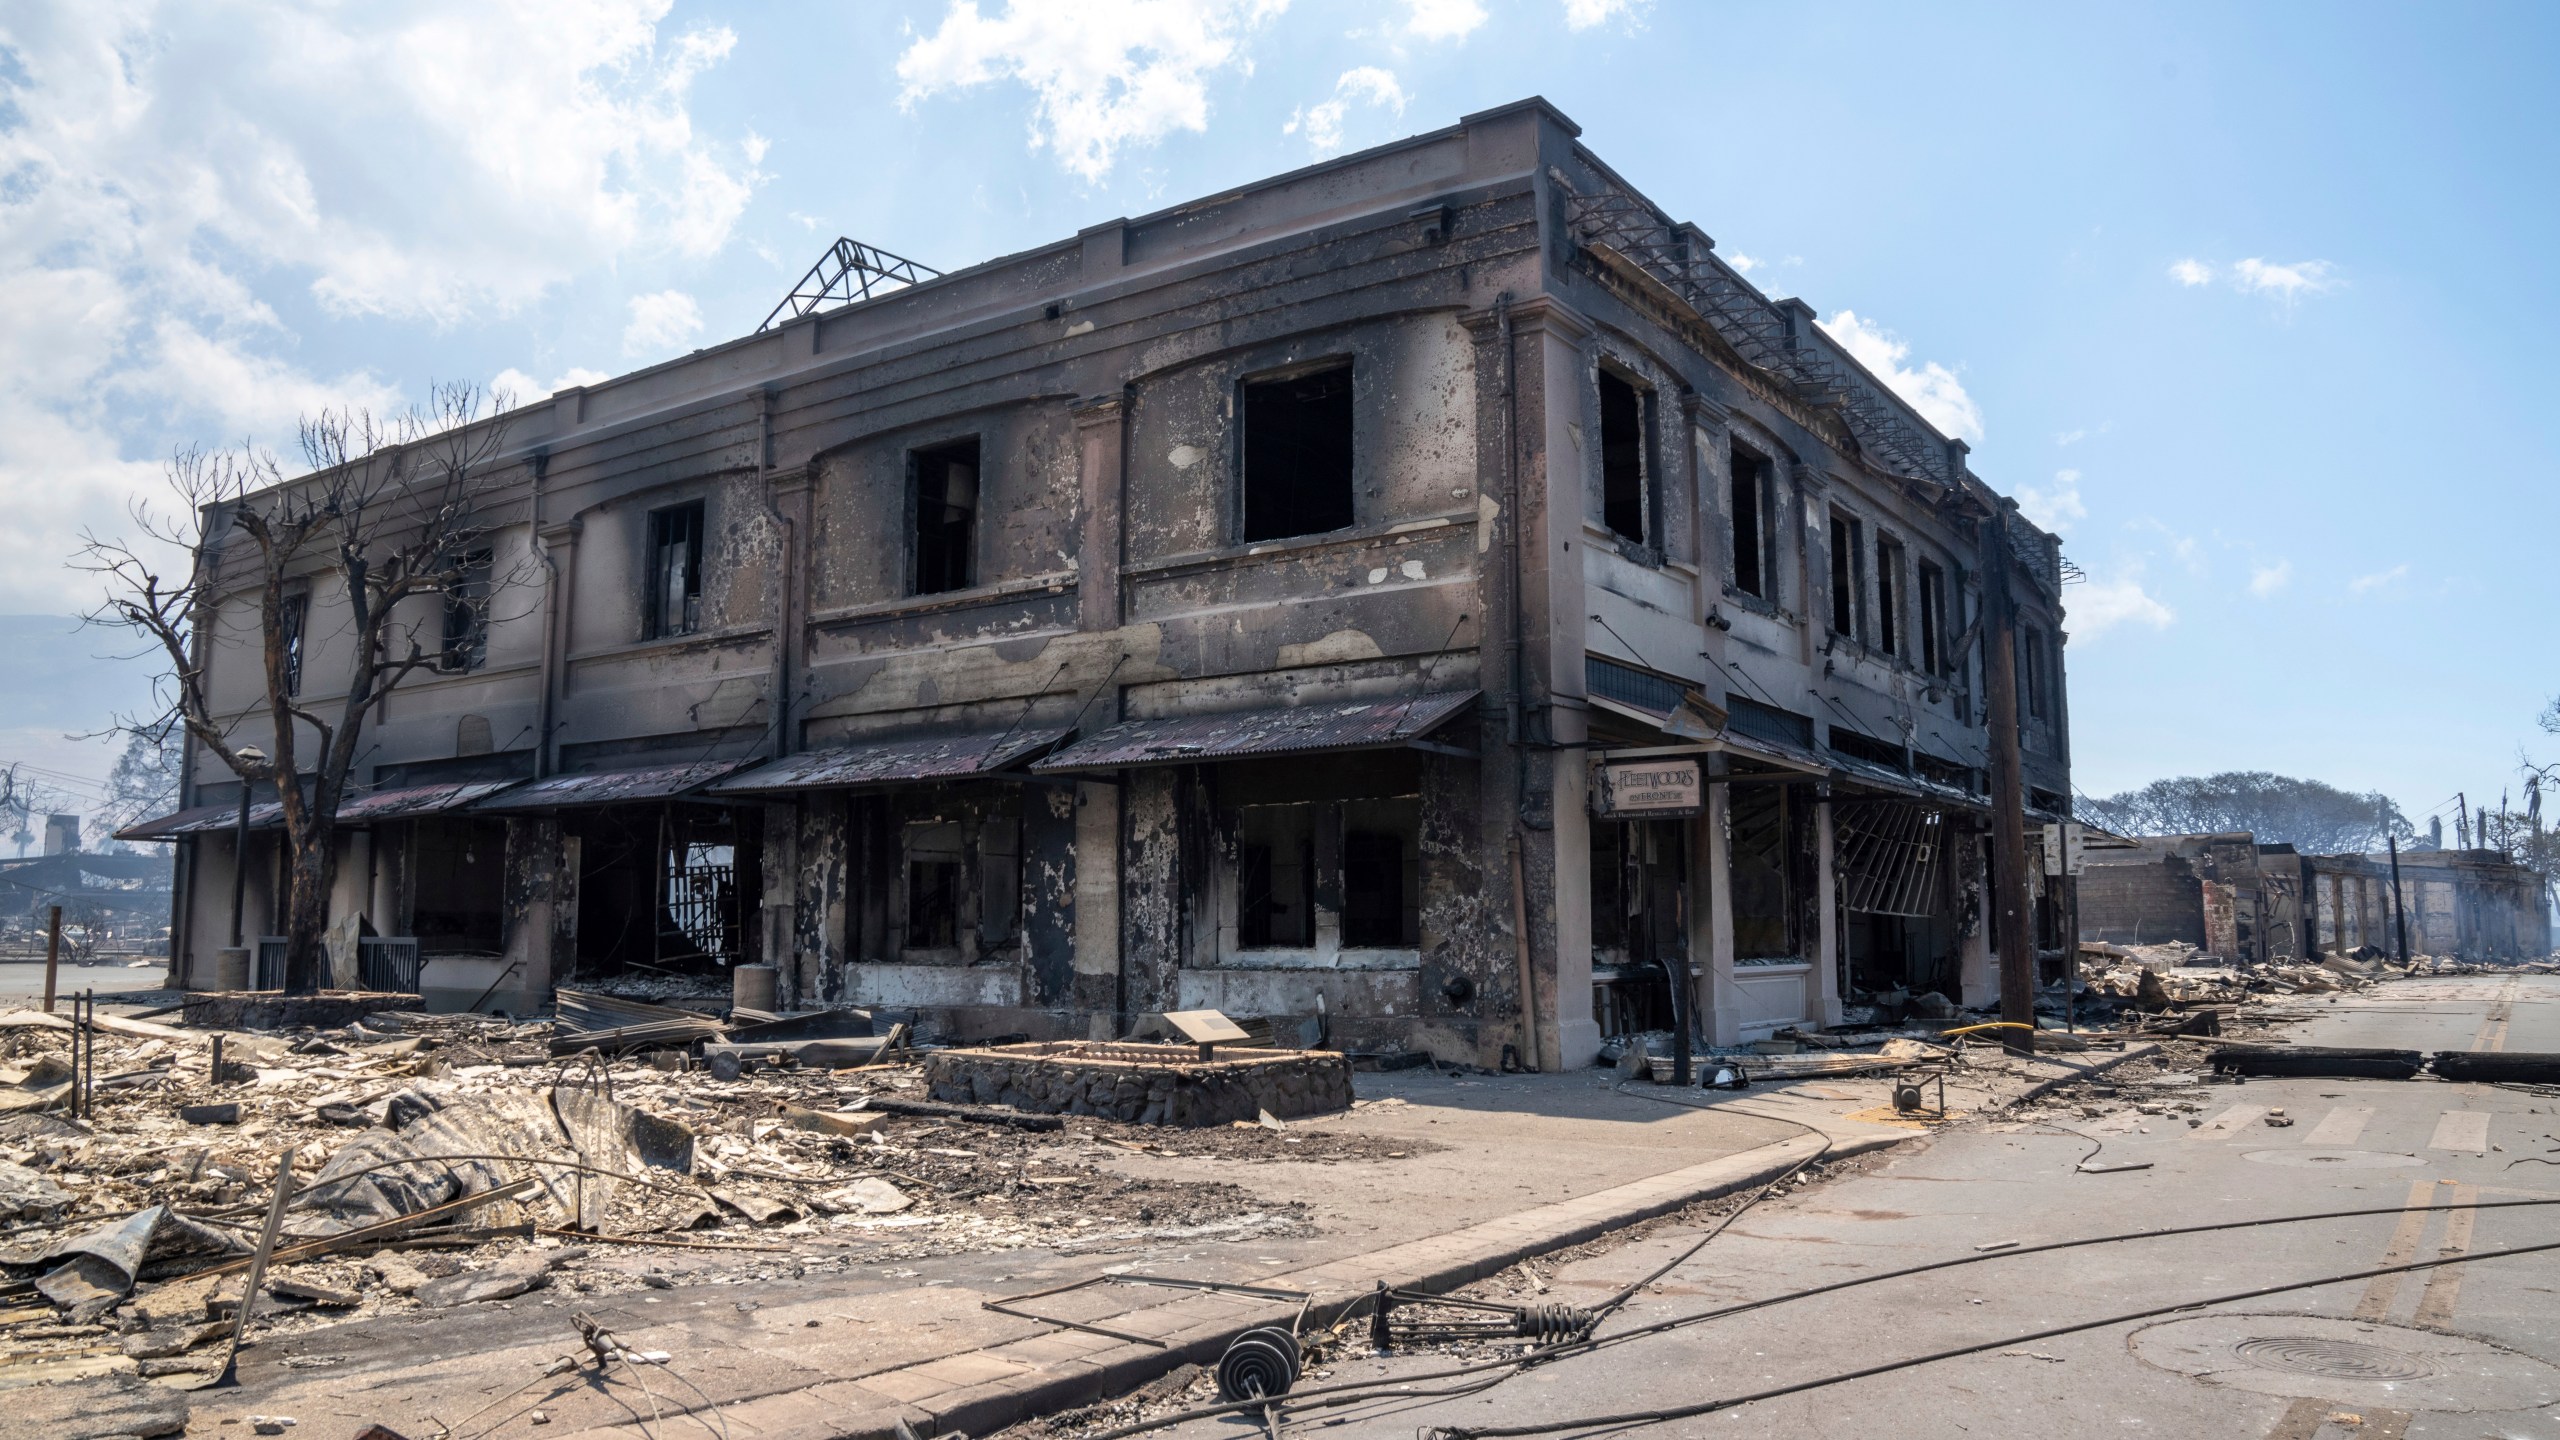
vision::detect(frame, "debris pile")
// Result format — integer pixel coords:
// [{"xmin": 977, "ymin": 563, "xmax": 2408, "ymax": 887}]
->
[{"xmin": 0, "ymin": 999, "xmax": 1358, "ymax": 1389}]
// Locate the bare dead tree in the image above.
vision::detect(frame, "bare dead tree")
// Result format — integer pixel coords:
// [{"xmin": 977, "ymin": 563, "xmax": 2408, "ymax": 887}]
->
[{"xmin": 79, "ymin": 383, "xmax": 518, "ymax": 992}]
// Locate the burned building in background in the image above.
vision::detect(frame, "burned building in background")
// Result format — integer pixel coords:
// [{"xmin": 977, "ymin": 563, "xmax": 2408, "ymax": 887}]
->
[
  {"xmin": 135, "ymin": 100, "xmax": 2074, "ymax": 1064},
  {"xmin": 2078, "ymin": 831, "xmax": 2549, "ymax": 963}
]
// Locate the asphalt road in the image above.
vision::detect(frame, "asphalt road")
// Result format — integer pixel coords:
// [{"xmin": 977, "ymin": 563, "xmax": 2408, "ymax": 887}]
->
[
  {"xmin": 1163, "ymin": 973, "xmax": 2560, "ymax": 1440},
  {"xmin": 0, "ymin": 957, "xmax": 168, "ymax": 1008}
]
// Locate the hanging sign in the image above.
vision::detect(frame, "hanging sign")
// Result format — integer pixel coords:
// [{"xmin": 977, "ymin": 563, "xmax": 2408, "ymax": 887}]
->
[{"xmin": 1592, "ymin": 757, "xmax": 1703, "ymax": 819}]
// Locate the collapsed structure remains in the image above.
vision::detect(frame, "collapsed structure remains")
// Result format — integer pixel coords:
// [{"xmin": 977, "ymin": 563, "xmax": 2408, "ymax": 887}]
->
[{"xmin": 132, "ymin": 100, "xmax": 2078, "ymax": 1065}]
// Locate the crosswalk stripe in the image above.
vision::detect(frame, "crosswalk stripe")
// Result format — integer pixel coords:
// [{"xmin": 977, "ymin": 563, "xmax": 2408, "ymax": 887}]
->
[
  {"xmin": 2428, "ymin": 1111, "xmax": 2491, "ymax": 1154},
  {"xmin": 2190, "ymin": 1104, "xmax": 2266, "ymax": 1138},
  {"xmin": 2302, "ymin": 1106, "xmax": 2372, "ymax": 1146}
]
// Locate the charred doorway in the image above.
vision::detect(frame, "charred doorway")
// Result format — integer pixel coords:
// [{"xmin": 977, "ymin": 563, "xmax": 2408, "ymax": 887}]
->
[
  {"xmin": 1834, "ymin": 800, "xmax": 1956, "ymax": 997},
  {"xmin": 568, "ymin": 805, "xmax": 760, "ymax": 979},
  {"xmin": 1591, "ymin": 818, "xmax": 1690, "ymax": 1039},
  {"xmin": 407, "ymin": 817, "xmax": 507, "ymax": 955}
]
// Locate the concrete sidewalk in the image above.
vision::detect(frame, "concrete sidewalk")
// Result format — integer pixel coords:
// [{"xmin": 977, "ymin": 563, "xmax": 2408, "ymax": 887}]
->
[{"xmin": 172, "ymin": 1044, "xmax": 2153, "ymax": 1440}]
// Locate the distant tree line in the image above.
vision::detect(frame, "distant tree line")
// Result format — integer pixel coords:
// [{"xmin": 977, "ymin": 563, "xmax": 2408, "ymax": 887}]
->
[{"xmin": 2077, "ymin": 771, "xmax": 2413, "ymax": 854}]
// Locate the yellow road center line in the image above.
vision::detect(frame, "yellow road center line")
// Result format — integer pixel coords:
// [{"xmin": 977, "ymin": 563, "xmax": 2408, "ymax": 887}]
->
[
  {"xmin": 2353, "ymin": 1179, "xmax": 2440, "ymax": 1322},
  {"xmin": 2413, "ymin": 1183, "xmax": 2480, "ymax": 1330}
]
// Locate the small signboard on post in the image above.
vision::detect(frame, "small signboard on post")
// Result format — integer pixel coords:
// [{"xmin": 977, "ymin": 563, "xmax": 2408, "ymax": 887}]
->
[{"xmin": 1591, "ymin": 757, "xmax": 1704, "ymax": 819}]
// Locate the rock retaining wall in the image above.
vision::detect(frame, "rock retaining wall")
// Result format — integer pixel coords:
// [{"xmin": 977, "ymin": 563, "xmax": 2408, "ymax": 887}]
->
[
  {"xmin": 925, "ymin": 1042, "xmax": 1353, "ymax": 1127},
  {"xmin": 180, "ymin": 991, "xmax": 420, "ymax": 1032}
]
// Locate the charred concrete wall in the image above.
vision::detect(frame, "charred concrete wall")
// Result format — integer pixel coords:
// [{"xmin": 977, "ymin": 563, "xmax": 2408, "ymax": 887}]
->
[{"xmin": 169, "ymin": 98, "xmax": 2075, "ymax": 1069}]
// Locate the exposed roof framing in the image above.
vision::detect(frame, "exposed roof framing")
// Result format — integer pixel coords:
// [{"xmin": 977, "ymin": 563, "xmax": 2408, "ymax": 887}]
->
[{"xmin": 758, "ymin": 237, "xmax": 942, "ymax": 332}]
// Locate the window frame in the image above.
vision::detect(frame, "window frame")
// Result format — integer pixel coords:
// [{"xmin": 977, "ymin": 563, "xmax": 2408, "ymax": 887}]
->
[
  {"xmin": 1728, "ymin": 443, "xmax": 1773, "ymax": 601},
  {"xmin": 1214, "ymin": 783, "xmax": 1423, "ymax": 969},
  {"xmin": 2022, "ymin": 624, "xmax": 2051, "ymax": 720},
  {"xmin": 1237, "ymin": 359, "xmax": 1358, "ymax": 545},
  {"xmin": 1916, "ymin": 559, "xmax": 1948, "ymax": 677},
  {"xmin": 907, "ymin": 435, "xmax": 983, "ymax": 596},
  {"xmin": 1596, "ymin": 365, "xmax": 1657, "ymax": 553},
  {"xmin": 1874, "ymin": 533, "xmax": 1907, "ymax": 659},
  {"xmin": 1828, "ymin": 510, "xmax": 1866, "ymax": 642},
  {"xmin": 645, "ymin": 501, "xmax": 706, "ymax": 641},
  {"xmin": 439, "ymin": 546, "xmax": 496, "ymax": 674},
  {"xmin": 278, "ymin": 591, "xmax": 309, "ymax": 697}
]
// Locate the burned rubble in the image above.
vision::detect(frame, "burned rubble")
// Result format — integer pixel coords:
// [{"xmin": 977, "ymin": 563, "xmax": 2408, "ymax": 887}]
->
[{"xmin": 0, "ymin": 993, "xmax": 1383, "ymax": 1396}]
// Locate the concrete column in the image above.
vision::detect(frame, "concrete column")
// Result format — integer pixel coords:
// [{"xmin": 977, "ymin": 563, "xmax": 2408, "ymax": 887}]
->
[
  {"xmin": 1547, "ymin": 754, "xmax": 1599, "ymax": 1067},
  {"xmin": 1072, "ymin": 395, "xmax": 1127, "ymax": 633},
  {"xmin": 1073, "ymin": 781, "xmax": 1123, "ymax": 1039},
  {"xmin": 761, "ymin": 802, "xmax": 799, "ymax": 1007},
  {"xmin": 500, "ymin": 816, "xmax": 561, "ymax": 1013},
  {"xmin": 1700, "ymin": 775, "xmax": 1740, "ymax": 1045},
  {"xmin": 1813, "ymin": 796, "xmax": 1843, "ymax": 1025}
]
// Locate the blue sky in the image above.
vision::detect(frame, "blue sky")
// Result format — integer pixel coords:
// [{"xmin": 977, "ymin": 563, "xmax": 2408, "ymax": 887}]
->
[{"xmin": 4, "ymin": 0, "xmax": 2554, "ymax": 834}]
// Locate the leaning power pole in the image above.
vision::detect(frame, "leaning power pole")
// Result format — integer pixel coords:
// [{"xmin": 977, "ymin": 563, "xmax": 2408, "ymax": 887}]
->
[{"xmin": 1977, "ymin": 483, "xmax": 2037, "ymax": 1052}]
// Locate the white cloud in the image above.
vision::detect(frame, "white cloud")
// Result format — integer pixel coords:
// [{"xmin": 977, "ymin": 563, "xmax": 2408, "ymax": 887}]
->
[
  {"xmin": 0, "ymin": 0, "xmax": 759, "ymax": 612},
  {"xmin": 2249, "ymin": 558, "xmax": 2292, "ymax": 597},
  {"xmin": 897, "ymin": 0, "xmax": 1289, "ymax": 182},
  {"xmin": 622, "ymin": 290, "xmax": 705, "ymax": 357},
  {"xmin": 1284, "ymin": 67, "xmax": 1408, "ymax": 155},
  {"xmin": 1562, "ymin": 0, "xmax": 1645, "ymax": 29},
  {"xmin": 491, "ymin": 366, "xmax": 615, "ymax": 404},
  {"xmin": 1817, "ymin": 310, "xmax": 1985, "ymax": 443},
  {"xmin": 2168, "ymin": 255, "xmax": 2339, "ymax": 306},
  {"xmin": 2230, "ymin": 257, "xmax": 2337, "ymax": 303},
  {"xmin": 1401, "ymin": 0, "xmax": 1487, "ymax": 40},
  {"xmin": 2349, "ymin": 562, "xmax": 2410, "ymax": 595},
  {"xmin": 1726, "ymin": 252, "xmax": 1760, "ymax": 274},
  {"xmin": 2015, "ymin": 469, "xmax": 2086, "ymax": 534},
  {"xmin": 2072, "ymin": 565, "xmax": 2175, "ymax": 639}
]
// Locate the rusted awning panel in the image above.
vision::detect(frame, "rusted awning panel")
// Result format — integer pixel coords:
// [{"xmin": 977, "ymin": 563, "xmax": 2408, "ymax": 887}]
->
[
  {"xmin": 1034, "ymin": 691, "xmax": 1478, "ymax": 772},
  {"xmin": 1825, "ymin": 750, "xmax": 1982, "ymax": 809},
  {"xmin": 115, "ymin": 803, "xmax": 275, "ymax": 841},
  {"xmin": 471, "ymin": 758, "xmax": 746, "ymax": 813},
  {"xmin": 707, "ymin": 727, "xmax": 1071, "ymax": 796},
  {"xmin": 335, "ymin": 779, "xmax": 522, "ymax": 824}
]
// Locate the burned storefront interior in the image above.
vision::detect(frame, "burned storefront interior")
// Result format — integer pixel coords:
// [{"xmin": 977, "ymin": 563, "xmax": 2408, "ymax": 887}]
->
[{"xmin": 142, "ymin": 98, "xmax": 2078, "ymax": 1067}]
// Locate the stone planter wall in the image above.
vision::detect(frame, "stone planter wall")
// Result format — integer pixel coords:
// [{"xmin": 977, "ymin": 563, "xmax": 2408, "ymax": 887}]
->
[{"xmin": 925, "ymin": 1041, "xmax": 1353, "ymax": 1127}]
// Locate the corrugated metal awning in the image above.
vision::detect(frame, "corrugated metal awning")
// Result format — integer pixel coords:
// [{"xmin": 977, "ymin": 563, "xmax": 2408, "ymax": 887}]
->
[
  {"xmin": 1035, "ymin": 691, "xmax": 1479, "ymax": 772},
  {"xmin": 1825, "ymin": 750, "xmax": 1984, "ymax": 809},
  {"xmin": 706, "ymin": 727, "xmax": 1071, "ymax": 796},
  {"xmin": 471, "ymin": 758, "xmax": 747, "ymax": 813},
  {"xmin": 116, "ymin": 801, "xmax": 286, "ymax": 841},
  {"xmin": 335, "ymin": 779, "xmax": 523, "ymax": 824}
]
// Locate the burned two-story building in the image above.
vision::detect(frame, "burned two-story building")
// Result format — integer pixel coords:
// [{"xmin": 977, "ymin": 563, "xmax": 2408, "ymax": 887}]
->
[{"xmin": 135, "ymin": 99, "xmax": 2073, "ymax": 1067}]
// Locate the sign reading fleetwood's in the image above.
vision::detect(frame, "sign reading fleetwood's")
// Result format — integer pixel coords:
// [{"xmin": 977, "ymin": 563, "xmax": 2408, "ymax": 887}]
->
[{"xmin": 1591, "ymin": 757, "xmax": 1703, "ymax": 819}]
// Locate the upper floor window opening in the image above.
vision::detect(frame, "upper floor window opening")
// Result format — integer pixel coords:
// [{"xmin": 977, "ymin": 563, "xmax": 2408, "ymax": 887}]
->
[
  {"xmin": 647, "ymin": 502, "xmax": 704, "ymax": 640},
  {"xmin": 1598, "ymin": 369, "xmax": 1653, "ymax": 547},
  {"xmin": 1917, "ymin": 560, "xmax": 1948, "ymax": 676},
  {"xmin": 2022, "ymin": 624, "xmax": 2052, "ymax": 720},
  {"xmin": 279, "ymin": 592, "xmax": 308, "ymax": 697},
  {"xmin": 1875, "ymin": 535, "xmax": 1907, "ymax": 658},
  {"xmin": 439, "ymin": 547, "xmax": 495, "ymax": 673},
  {"xmin": 910, "ymin": 437, "xmax": 981, "ymax": 595},
  {"xmin": 1729, "ymin": 444, "xmax": 1772, "ymax": 599},
  {"xmin": 1241, "ymin": 363, "xmax": 1355, "ymax": 543},
  {"xmin": 1828, "ymin": 511, "xmax": 1865, "ymax": 641}
]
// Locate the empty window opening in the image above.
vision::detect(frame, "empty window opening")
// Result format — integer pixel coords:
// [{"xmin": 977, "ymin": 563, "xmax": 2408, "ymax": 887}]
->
[
  {"xmin": 662, "ymin": 830, "xmax": 741, "ymax": 966},
  {"xmin": 901, "ymin": 820, "xmax": 967, "ymax": 952},
  {"xmin": 1222, "ymin": 759, "xmax": 1422, "ymax": 957},
  {"xmin": 1729, "ymin": 447, "xmax": 1770, "ymax": 598},
  {"xmin": 1828, "ymin": 513, "xmax": 1864, "ymax": 640},
  {"xmin": 2022, "ymin": 625, "xmax": 2052, "ymax": 720},
  {"xmin": 1236, "ymin": 802, "xmax": 1316, "ymax": 948},
  {"xmin": 440, "ymin": 548, "xmax": 494, "ymax": 673},
  {"xmin": 1599, "ymin": 370, "xmax": 1651, "ymax": 545},
  {"xmin": 1241, "ymin": 364, "xmax": 1355, "ymax": 542},
  {"xmin": 647, "ymin": 502, "xmax": 704, "ymax": 639},
  {"xmin": 1341, "ymin": 797, "xmax": 1421, "ymax": 948},
  {"xmin": 1729, "ymin": 785, "xmax": 1794, "ymax": 959},
  {"xmin": 911, "ymin": 437, "xmax": 981, "ymax": 595},
  {"xmin": 279, "ymin": 592, "xmax": 308, "ymax": 696},
  {"xmin": 1917, "ymin": 561, "xmax": 1947, "ymax": 675},
  {"xmin": 1875, "ymin": 537, "xmax": 1905, "ymax": 657}
]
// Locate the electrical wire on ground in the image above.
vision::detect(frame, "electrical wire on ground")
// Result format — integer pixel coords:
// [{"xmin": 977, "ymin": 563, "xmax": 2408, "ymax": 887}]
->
[
  {"xmin": 1425, "ymin": 1237, "xmax": 2560, "ymax": 1439},
  {"xmin": 1074, "ymin": 1193, "xmax": 2560, "ymax": 1440}
]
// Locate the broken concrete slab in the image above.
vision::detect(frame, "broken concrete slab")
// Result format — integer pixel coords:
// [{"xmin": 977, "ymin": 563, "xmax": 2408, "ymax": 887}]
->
[{"xmin": 414, "ymin": 1250, "xmax": 555, "ymax": 1307}]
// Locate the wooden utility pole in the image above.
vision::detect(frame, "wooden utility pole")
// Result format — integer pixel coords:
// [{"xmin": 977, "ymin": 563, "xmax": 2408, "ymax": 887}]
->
[
  {"xmin": 1980, "ymin": 501, "xmax": 2037, "ymax": 1052},
  {"xmin": 41, "ymin": 904, "xmax": 62, "ymax": 1014}
]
